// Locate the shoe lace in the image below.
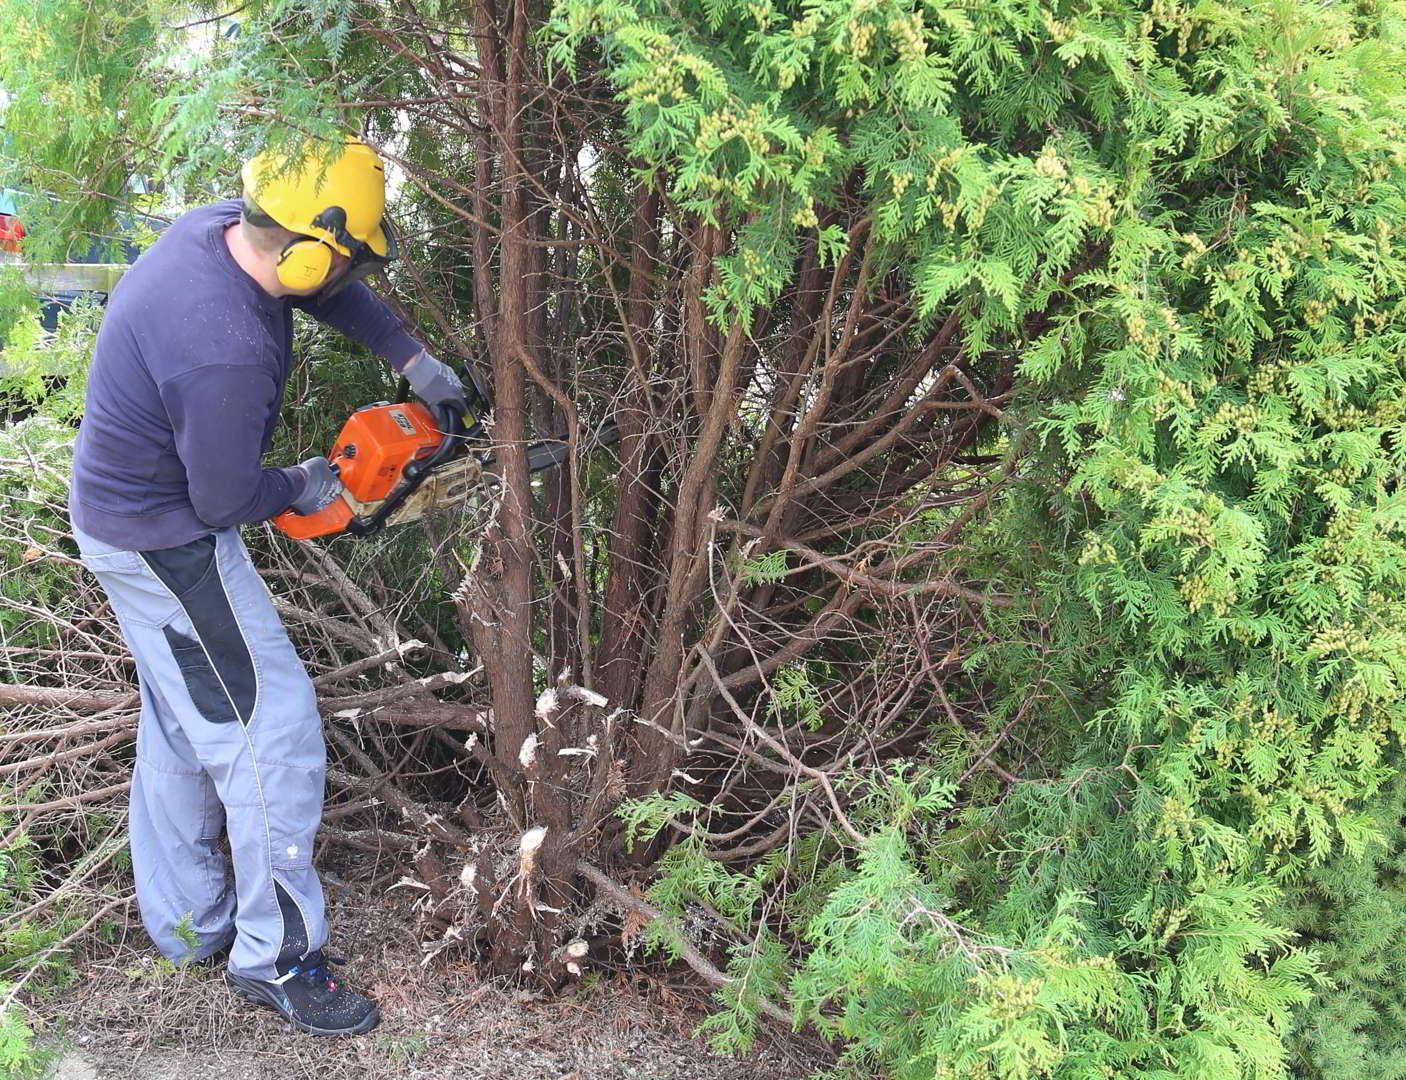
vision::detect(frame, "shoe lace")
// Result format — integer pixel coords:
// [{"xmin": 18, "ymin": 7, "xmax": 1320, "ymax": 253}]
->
[{"xmin": 288, "ymin": 950, "xmax": 345, "ymax": 996}]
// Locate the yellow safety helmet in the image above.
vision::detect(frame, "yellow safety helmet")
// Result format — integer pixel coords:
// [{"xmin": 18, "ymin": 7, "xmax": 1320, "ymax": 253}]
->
[{"xmin": 241, "ymin": 136, "xmax": 399, "ymax": 295}]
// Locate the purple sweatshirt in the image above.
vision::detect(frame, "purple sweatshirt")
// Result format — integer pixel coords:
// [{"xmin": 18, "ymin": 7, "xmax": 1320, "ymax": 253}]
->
[{"xmin": 69, "ymin": 200, "xmax": 422, "ymax": 550}]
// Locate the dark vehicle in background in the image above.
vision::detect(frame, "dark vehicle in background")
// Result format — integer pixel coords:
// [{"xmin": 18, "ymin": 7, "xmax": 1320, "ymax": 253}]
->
[{"xmin": 0, "ymin": 188, "xmax": 166, "ymax": 331}]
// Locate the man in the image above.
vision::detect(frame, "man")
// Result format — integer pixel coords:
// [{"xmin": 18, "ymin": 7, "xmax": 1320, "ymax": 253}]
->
[{"xmin": 68, "ymin": 136, "xmax": 466, "ymax": 1035}]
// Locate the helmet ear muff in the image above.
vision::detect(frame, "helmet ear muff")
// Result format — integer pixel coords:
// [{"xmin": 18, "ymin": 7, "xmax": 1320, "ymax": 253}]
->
[{"xmin": 275, "ymin": 236, "xmax": 334, "ymax": 291}]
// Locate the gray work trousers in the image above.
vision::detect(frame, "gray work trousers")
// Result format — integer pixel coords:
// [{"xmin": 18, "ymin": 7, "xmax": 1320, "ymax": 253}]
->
[{"xmin": 74, "ymin": 525, "xmax": 327, "ymax": 981}]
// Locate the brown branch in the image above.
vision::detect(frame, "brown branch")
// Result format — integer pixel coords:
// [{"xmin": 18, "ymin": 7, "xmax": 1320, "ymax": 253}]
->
[
  {"xmin": 697, "ymin": 650, "xmax": 866, "ymax": 846},
  {"xmin": 0, "ymin": 781, "xmax": 132, "ymax": 813},
  {"xmin": 0, "ymin": 683, "xmax": 133, "ymax": 712},
  {"xmin": 577, "ymin": 860, "xmax": 796, "ymax": 1027}
]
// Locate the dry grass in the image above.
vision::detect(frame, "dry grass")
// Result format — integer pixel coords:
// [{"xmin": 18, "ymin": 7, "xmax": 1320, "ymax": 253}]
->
[{"xmin": 32, "ymin": 876, "xmax": 834, "ymax": 1080}]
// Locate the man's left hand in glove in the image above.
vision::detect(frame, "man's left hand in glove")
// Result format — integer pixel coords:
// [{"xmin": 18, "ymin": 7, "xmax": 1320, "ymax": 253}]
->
[
  {"xmin": 402, "ymin": 350, "xmax": 468, "ymax": 417},
  {"xmin": 288, "ymin": 456, "xmax": 343, "ymax": 515}
]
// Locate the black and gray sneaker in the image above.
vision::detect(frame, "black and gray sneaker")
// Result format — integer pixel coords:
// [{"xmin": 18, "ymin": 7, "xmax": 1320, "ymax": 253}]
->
[{"xmin": 225, "ymin": 950, "xmax": 379, "ymax": 1036}]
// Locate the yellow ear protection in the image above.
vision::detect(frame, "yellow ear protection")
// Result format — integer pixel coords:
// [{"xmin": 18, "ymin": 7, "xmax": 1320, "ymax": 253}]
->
[{"xmin": 274, "ymin": 234, "xmax": 336, "ymax": 291}]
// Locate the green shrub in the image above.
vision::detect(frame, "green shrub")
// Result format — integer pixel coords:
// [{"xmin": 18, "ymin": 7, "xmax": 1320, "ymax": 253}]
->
[
  {"xmin": 566, "ymin": 0, "xmax": 1406, "ymax": 1071},
  {"xmin": 0, "ymin": 294, "xmax": 102, "ymax": 424},
  {"xmin": 0, "ymin": 1000, "xmax": 51, "ymax": 1080},
  {"xmin": 1273, "ymin": 768, "xmax": 1406, "ymax": 1080}
]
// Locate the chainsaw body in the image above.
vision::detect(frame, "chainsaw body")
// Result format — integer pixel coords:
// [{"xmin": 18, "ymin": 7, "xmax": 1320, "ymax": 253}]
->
[
  {"xmin": 273, "ymin": 400, "xmax": 478, "ymax": 539},
  {"xmin": 273, "ymin": 370, "xmax": 619, "ymax": 540}
]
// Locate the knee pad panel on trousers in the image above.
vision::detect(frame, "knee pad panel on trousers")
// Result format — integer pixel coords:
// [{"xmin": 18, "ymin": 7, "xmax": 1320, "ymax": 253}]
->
[
  {"xmin": 147, "ymin": 538, "xmax": 259, "ymax": 727},
  {"xmin": 222, "ymin": 751, "xmax": 325, "ymax": 868}
]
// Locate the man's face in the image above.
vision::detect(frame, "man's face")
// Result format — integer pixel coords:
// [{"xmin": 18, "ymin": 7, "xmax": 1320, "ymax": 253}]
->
[{"xmin": 325, "ymin": 247, "xmax": 352, "ymax": 284}]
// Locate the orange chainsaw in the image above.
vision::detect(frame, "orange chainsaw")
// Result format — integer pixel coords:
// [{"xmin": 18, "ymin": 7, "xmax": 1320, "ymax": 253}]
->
[{"xmin": 273, "ymin": 377, "xmax": 617, "ymax": 540}]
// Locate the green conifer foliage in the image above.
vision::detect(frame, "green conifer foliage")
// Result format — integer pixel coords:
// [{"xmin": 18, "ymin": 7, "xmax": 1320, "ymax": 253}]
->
[
  {"xmin": 546, "ymin": 0, "xmax": 1406, "ymax": 1074},
  {"xmin": 1272, "ymin": 768, "xmax": 1406, "ymax": 1080},
  {"xmin": 0, "ymin": 1, "xmax": 165, "ymax": 257}
]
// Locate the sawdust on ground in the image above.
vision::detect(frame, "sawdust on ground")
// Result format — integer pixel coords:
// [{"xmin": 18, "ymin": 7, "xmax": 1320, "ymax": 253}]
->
[{"xmin": 31, "ymin": 877, "xmax": 835, "ymax": 1080}]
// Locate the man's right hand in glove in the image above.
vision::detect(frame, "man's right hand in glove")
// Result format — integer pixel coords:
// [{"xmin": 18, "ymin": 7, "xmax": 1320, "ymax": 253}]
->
[
  {"xmin": 288, "ymin": 456, "xmax": 343, "ymax": 515},
  {"xmin": 402, "ymin": 349, "xmax": 469, "ymax": 416}
]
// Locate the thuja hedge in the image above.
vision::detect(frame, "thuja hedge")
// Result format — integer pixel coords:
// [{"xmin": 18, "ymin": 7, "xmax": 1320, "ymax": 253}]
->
[{"xmin": 550, "ymin": 0, "xmax": 1406, "ymax": 1074}]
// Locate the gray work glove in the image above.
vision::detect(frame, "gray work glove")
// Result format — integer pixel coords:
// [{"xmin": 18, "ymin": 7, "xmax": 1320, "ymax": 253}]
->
[
  {"xmin": 288, "ymin": 456, "xmax": 343, "ymax": 515},
  {"xmin": 402, "ymin": 349, "xmax": 468, "ymax": 416}
]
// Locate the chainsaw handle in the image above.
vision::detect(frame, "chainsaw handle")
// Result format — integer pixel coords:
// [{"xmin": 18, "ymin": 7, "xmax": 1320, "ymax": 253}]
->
[
  {"xmin": 431, "ymin": 401, "xmax": 470, "ymax": 458},
  {"xmin": 394, "ymin": 357, "xmax": 490, "ymax": 417}
]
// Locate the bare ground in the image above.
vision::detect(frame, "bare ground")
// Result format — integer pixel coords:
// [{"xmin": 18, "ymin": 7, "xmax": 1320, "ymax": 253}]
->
[{"xmin": 29, "ymin": 878, "xmax": 835, "ymax": 1080}]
